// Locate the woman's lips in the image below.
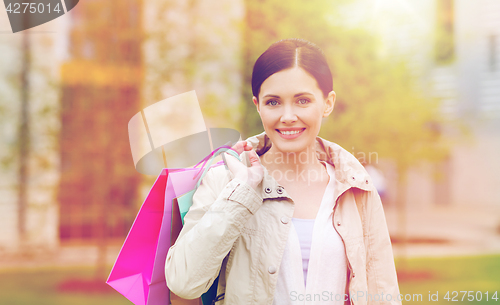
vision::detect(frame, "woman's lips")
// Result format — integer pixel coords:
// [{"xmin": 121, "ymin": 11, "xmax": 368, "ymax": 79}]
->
[{"xmin": 276, "ymin": 128, "xmax": 306, "ymax": 139}]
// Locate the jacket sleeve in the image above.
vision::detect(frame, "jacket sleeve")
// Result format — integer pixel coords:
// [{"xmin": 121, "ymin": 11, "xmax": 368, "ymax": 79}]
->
[
  {"xmin": 364, "ymin": 189, "xmax": 402, "ymax": 305},
  {"xmin": 165, "ymin": 167, "xmax": 263, "ymax": 299}
]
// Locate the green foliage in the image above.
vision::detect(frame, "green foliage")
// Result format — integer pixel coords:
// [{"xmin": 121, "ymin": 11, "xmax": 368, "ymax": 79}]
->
[
  {"xmin": 0, "ymin": 267, "xmax": 129, "ymax": 305},
  {"xmin": 396, "ymin": 255, "xmax": 500, "ymax": 304},
  {"xmin": 324, "ymin": 53, "xmax": 449, "ymax": 172},
  {"xmin": 1, "ymin": 255, "xmax": 497, "ymax": 305},
  {"xmin": 241, "ymin": 0, "xmax": 449, "ymax": 172}
]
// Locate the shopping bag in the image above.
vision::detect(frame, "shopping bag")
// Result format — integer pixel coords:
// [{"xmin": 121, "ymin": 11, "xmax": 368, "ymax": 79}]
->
[
  {"xmin": 106, "ymin": 168, "xmax": 173, "ymax": 305},
  {"xmin": 107, "ymin": 146, "xmax": 240, "ymax": 305}
]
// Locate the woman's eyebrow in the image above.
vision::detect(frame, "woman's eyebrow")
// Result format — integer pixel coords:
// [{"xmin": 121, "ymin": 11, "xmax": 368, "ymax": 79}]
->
[
  {"xmin": 262, "ymin": 92, "xmax": 314, "ymax": 99},
  {"xmin": 262, "ymin": 94, "xmax": 280, "ymax": 99},
  {"xmin": 294, "ymin": 92, "xmax": 314, "ymax": 97}
]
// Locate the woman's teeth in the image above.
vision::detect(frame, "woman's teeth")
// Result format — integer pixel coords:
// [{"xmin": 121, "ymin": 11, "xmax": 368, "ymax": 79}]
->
[{"xmin": 279, "ymin": 129, "xmax": 302, "ymax": 135}]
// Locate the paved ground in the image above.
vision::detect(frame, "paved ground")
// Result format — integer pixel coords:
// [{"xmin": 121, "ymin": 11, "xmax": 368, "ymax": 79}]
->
[
  {"xmin": 1, "ymin": 203, "xmax": 499, "ymax": 271},
  {"xmin": 384, "ymin": 203, "xmax": 500, "ymax": 258},
  {"xmin": 0, "ymin": 244, "xmax": 123, "ymax": 271}
]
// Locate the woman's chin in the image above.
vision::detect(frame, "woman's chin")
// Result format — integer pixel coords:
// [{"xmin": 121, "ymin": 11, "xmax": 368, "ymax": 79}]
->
[{"xmin": 269, "ymin": 139, "xmax": 308, "ymax": 154}]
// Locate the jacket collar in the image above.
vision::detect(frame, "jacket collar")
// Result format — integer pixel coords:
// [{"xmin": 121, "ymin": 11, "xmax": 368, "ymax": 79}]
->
[{"xmin": 242, "ymin": 131, "xmax": 373, "ymax": 200}]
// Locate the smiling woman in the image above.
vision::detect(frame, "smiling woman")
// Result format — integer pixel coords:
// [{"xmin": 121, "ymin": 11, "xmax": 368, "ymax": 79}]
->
[
  {"xmin": 165, "ymin": 39, "xmax": 401, "ymax": 305},
  {"xmin": 255, "ymin": 67, "xmax": 335, "ymax": 154},
  {"xmin": 253, "ymin": 67, "xmax": 335, "ymax": 187}
]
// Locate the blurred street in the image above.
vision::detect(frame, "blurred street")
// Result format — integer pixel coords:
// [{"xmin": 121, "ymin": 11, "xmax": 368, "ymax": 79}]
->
[
  {"xmin": 1, "ymin": 203, "xmax": 500, "ymax": 272},
  {"xmin": 0, "ymin": 244, "xmax": 122, "ymax": 271},
  {"xmin": 386, "ymin": 203, "xmax": 500, "ymax": 258}
]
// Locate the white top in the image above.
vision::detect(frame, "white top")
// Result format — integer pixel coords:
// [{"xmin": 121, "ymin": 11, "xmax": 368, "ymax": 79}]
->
[
  {"xmin": 273, "ymin": 161, "xmax": 348, "ymax": 305},
  {"xmin": 291, "ymin": 218, "xmax": 315, "ymax": 287}
]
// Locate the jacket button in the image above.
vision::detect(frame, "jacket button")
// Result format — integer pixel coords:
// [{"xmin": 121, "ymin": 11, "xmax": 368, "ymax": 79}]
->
[
  {"xmin": 265, "ymin": 187, "xmax": 272, "ymax": 194},
  {"xmin": 351, "ymin": 176, "xmax": 356, "ymax": 181},
  {"xmin": 352, "ymin": 272, "xmax": 356, "ymax": 278},
  {"xmin": 337, "ymin": 222, "xmax": 341, "ymax": 226},
  {"xmin": 280, "ymin": 217, "xmax": 289, "ymax": 224},
  {"xmin": 365, "ymin": 179, "xmax": 369, "ymax": 184},
  {"xmin": 276, "ymin": 186, "xmax": 284, "ymax": 194},
  {"xmin": 268, "ymin": 266, "xmax": 277, "ymax": 274}
]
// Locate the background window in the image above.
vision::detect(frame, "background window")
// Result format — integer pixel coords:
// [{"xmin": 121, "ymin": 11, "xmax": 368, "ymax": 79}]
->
[{"xmin": 490, "ymin": 34, "xmax": 497, "ymax": 71}]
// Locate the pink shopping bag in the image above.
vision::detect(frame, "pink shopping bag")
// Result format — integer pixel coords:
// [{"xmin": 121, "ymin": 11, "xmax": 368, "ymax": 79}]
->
[
  {"xmin": 107, "ymin": 164, "xmax": 227, "ymax": 305},
  {"xmin": 107, "ymin": 144, "xmax": 238, "ymax": 305},
  {"xmin": 106, "ymin": 168, "xmax": 169, "ymax": 305},
  {"xmin": 106, "ymin": 167, "xmax": 204, "ymax": 305}
]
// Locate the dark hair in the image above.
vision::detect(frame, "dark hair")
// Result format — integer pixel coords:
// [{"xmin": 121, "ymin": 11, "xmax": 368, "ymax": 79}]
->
[{"xmin": 251, "ymin": 38, "xmax": 333, "ymax": 100}]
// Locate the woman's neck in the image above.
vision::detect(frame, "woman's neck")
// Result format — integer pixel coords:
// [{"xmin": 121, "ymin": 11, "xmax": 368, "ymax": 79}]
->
[{"xmin": 259, "ymin": 145, "xmax": 327, "ymax": 183}]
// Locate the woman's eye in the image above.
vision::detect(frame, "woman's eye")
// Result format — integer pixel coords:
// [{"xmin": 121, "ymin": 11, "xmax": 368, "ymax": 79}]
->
[
  {"xmin": 298, "ymin": 98, "xmax": 309, "ymax": 104},
  {"xmin": 267, "ymin": 100, "xmax": 279, "ymax": 106}
]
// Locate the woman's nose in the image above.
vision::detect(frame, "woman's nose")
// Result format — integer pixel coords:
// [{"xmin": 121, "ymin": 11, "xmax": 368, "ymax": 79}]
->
[{"xmin": 280, "ymin": 105, "xmax": 298, "ymax": 123}]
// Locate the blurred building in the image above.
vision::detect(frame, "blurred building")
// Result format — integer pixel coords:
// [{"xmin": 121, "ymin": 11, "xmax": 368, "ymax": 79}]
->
[
  {"xmin": 0, "ymin": 10, "xmax": 66, "ymax": 252},
  {"xmin": 0, "ymin": 0, "xmax": 244, "ymax": 254},
  {"xmin": 346, "ymin": 0, "xmax": 500, "ymax": 209},
  {"xmin": 57, "ymin": 0, "xmax": 143, "ymax": 244}
]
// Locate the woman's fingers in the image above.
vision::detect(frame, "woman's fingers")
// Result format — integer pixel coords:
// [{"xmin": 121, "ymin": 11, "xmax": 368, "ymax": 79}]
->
[
  {"xmin": 222, "ymin": 140, "xmax": 249, "ymax": 173},
  {"xmin": 230, "ymin": 141, "xmax": 248, "ymax": 155},
  {"xmin": 248, "ymin": 150, "xmax": 261, "ymax": 168},
  {"xmin": 225, "ymin": 141, "xmax": 253, "ymax": 159},
  {"xmin": 222, "ymin": 140, "xmax": 263, "ymax": 189},
  {"xmin": 222, "ymin": 150, "xmax": 245, "ymax": 175},
  {"xmin": 222, "ymin": 143, "xmax": 263, "ymax": 191},
  {"xmin": 244, "ymin": 142, "xmax": 253, "ymax": 151}
]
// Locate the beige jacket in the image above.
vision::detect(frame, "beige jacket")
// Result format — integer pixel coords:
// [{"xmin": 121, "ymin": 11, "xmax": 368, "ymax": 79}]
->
[{"xmin": 165, "ymin": 132, "xmax": 401, "ymax": 305}]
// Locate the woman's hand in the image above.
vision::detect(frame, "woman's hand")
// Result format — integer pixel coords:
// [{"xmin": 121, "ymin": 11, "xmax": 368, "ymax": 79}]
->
[{"xmin": 223, "ymin": 141, "xmax": 264, "ymax": 191}]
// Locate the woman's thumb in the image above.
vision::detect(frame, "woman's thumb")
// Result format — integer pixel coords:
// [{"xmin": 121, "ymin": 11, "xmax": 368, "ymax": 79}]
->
[{"xmin": 248, "ymin": 150, "xmax": 261, "ymax": 167}]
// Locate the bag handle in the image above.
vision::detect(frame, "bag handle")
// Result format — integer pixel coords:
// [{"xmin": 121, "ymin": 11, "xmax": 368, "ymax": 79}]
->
[{"xmin": 193, "ymin": 145, "xmax": 241, "ymax": 189}]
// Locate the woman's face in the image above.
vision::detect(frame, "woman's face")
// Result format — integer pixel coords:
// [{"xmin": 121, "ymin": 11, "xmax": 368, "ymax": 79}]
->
[{"xmin": 253, "ymin": 67, "xmax": 335, "ymax": 154}]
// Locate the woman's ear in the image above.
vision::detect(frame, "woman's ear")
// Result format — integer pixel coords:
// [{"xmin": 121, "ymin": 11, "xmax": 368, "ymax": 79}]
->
[
  {"xmin": 253, "ymin": 96, "xmax": 260, "ymax": 112},
  {"xmin": 322, "ymin": 91, "xmax": 336, "ymax": 117}
]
